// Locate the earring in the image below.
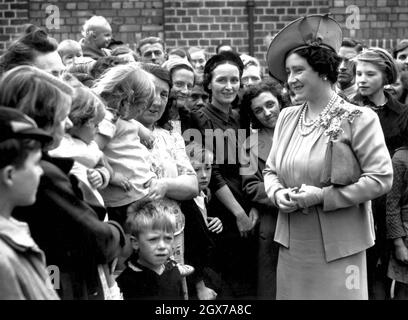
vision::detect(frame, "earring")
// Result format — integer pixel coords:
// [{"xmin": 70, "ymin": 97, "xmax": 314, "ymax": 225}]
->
[{"xmin": 323, "ymin": 76, "xmax": 328, "ymax": 81}]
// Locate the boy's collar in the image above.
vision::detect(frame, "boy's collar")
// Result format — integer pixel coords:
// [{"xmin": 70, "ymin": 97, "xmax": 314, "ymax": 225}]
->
[{"xmin": 0, "ymin": 216, "xmax": 42, "ymax": 253}]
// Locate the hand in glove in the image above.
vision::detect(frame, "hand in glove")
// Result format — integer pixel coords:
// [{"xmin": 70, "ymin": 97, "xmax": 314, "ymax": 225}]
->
[{"xmin": 288, "ymin": 184, "xmax": 323, "ymax": 208}]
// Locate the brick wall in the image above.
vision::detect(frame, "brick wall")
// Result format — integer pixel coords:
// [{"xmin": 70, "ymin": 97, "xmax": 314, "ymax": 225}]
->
[
  {"xmin": 0, "ymin": 0, "xmax": 29, "ymax": 52},
  {"xmin": 28, "ymin": 0, "xmax": 164, "ymax": 51},
  {"xmin": 330, "ymin": 0, "xmax": 408, "ymax": 49},
  {"xmin": 163, "ymin": 0, "xmax": 330, "ymax": 68},
  {"xmin": 0, "ymin": 0, "xmax": 407, "ymax": 58}
]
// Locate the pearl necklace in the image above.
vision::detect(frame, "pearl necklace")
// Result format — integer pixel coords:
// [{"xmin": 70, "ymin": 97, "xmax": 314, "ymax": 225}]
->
[{"xmin": 298, "ymin": 93, "xmax": 337, "ymax": 136}]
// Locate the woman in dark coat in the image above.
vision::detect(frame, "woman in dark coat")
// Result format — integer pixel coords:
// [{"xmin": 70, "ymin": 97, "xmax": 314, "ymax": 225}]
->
[{"xmin": 190, "ymin": 51, "xmax": 258, "ymax": 298}]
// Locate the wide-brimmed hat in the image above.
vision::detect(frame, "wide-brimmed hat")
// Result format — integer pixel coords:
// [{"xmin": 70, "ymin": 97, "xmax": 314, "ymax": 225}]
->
[
  {"xmin": 0, "ymin": 106, "xmax": 52, "ymax": 144},
  {"xmin": 267, "ymin": 14, "xmax": 342, "ymax": 82}
]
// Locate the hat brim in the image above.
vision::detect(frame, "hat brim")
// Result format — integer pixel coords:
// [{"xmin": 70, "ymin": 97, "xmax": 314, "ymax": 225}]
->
[
  {"xmin": 267, "ymin": 15, "xmax": 342, "ymax": 82},
  {"xmin": 13, "ymin": 128, "xmax": 53, "ymax": 144}
]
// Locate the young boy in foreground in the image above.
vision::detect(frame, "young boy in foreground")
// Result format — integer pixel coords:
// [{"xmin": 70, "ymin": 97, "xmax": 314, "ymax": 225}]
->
[{"xmin": 0, "ymin": 107, "xmax": 59, "ymax": 300}]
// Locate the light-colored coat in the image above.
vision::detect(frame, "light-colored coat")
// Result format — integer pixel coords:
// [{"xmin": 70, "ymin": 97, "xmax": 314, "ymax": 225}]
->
[
  {"xmin": 263, "ymin": 100, "xmax": 393, "ymax": 262},
  {"xmin": 0, "ymin": 217, "xmax": 59, "ymax": 300}
]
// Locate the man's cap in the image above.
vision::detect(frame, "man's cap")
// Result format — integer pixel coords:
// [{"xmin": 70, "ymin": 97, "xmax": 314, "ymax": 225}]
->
[
  {"xmin": 0, "ymin": 106, "xmax": 52, "ymax": 144},
  {"xmin": 267, "ymin": 14, "xmax": 342, "ymax": 82}
]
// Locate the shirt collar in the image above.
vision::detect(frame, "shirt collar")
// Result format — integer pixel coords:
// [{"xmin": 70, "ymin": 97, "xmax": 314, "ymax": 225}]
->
[
  {"xmin": 352, "ymin": 91, "xmax": 405, "ymax": 115},
  {"xmin": 206, "ymin": 103, "xmax": 233, "ymax": 124},
  {"xmin": 0, "ymin": 216, "xmax": 41, "ymax": 253}
]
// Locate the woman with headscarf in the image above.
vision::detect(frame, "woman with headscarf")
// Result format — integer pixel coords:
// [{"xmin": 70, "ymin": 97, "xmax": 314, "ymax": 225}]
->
[{"xmin": 263, "ymin": 15, "xmax": 393, "ymax": 299}]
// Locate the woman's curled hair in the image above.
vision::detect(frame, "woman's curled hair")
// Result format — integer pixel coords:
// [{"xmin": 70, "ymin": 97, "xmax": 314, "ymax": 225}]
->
[{"xmin": 291, "ymin": 46, "xmax": 341, "ymax": 84}]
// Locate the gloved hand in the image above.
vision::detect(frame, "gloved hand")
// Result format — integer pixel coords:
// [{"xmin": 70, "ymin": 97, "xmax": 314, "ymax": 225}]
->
[{"xmin": 288, "ymin": 184, "xmax": 323, "ymax": 208}]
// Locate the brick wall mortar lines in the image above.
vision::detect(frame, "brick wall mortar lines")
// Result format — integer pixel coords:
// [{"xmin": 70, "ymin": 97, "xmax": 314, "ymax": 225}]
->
[{"xmin": 0, "ymin": 0, "xmax": 407, "ymax": 66}]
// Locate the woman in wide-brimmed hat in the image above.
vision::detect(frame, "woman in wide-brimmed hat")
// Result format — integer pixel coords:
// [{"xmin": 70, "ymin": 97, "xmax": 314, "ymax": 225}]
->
[{"xmin": 263, "ymin": 14, "xmax": 393, "ymax": 299}]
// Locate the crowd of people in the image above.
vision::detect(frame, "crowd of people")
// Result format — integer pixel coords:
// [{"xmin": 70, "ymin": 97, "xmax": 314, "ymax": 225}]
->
[{"xmin": 0, "ymin": 13, "xmax": 408, "ymax": 300}]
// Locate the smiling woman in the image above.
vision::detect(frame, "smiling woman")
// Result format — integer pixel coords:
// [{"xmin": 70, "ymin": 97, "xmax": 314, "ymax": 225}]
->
[
  {"xmin": 162, "ymin": 57, "xmax": 195, "ymax": 134},
  {"xmin": 240, "ymin": 82, "xmax": 283, "ymax": 299},
  {"xmin": 264, "ymin": 14, "xmax": 393, "ymax": 300},
  {"xmin": 135, "ymin": 63, "xmax": 199, "ymax": 299},
  {"xmin": 190, "ymin": 51, "xmax": 260, "ymax": 298}
]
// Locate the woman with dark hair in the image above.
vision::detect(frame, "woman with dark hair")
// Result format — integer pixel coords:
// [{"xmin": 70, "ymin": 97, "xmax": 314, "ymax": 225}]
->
[
  {"xmin": 240, "ymin": 82, "xmax": 282, "ymax": 299},
  {"xmin": 264, "ymin": 15, "xmax": 392, "ymax": 299},
  {"xmin": 352, "ymin": 47, "xmax": 408, "ymax": 299},
  {"xmin": 385, "ymin": 70, "xmax": 408, "ymax": 106},
  {"xmin": 0, "ymin": 24, "xmax": 64, "ymax": 77},
  {"xmin": 190, "ymin": 51, "xmax": 258, "ymax": 298}
]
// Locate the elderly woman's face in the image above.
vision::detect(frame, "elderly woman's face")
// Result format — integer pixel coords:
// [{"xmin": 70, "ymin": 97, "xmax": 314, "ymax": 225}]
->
[
  {"xmin": 208, "ymin": 63, "xmax": 240, "ymax": 107},
  {"xmin": 356, "ymin": 61, "xmax": 385, "ymax": 98},
  {"xmin": 285, "ymin": 53, "xmax": 322, "ymax": 102},
  {"xmin": 171, "ymin": 68, "xmax": 194, "ymax": 106},
  {"xmin": 137, "ymin": 74, "xmax": 170, "ymax": 128},
  {"xmin": 190, "ymin": 51, "xmax": 206, "ymax": 74},
  {"xmin": 250, "ymin": 92, "xmax": 280, "ymax": 129}
]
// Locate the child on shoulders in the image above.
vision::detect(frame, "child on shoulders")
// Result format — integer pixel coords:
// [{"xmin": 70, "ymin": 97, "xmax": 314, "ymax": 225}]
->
[
  {"xmin": 80, "ymin": 16, "xmax": 112, "ymax": 61},
  {"xmin": 57, "ymin": 39, "xmax": 84, "ymax": 66},
  {"xmin": 49, "ymin": 86, "xmax": 111, "ymax": 209},
  {"xmin": 92, "ymin": 63, "xmax": 158, "ymax": 226}
]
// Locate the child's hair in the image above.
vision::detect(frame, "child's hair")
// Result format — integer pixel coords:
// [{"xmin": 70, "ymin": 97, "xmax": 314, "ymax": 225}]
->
[
  {"xmin": 89, "ymin": 56, "xmax": 126, "ymax": 80},
  {"xmin": 92, "ymin": 63, "xmax": 155, "ymax": 119},
  {"xmin": 57, "ymin": 39, "xmax": 81, "ymax": 56},
  {"xmin": 185, "ymin": 141, "xmax": 214, "ymax": 164},
  {"xmin": 81, "ymin": 16, "xmax": 111, "ymax": 38},
  {"xmin": 0, "ymin": 65, "xmax": 73, "ymax": 129},
  {"xmin": 69, "ymin": 86, "xmax": 106, "ymax": 127},
  {"xmin": 125, "ymin": 202, "xmax": 176, "ymax": 237},
  {"xmin": 0, "ymin": 139, "xmax": 41, "ymax": 169}
]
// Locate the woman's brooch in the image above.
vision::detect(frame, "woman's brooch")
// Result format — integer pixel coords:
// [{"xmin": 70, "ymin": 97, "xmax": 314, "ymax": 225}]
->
[{"xmin": 319, "ymin": 100, "xmax": 362, "ymax": 141}]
